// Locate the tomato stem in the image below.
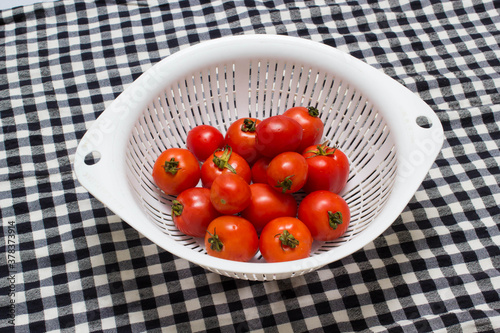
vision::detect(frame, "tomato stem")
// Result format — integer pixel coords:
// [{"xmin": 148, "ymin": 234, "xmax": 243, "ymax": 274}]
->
[
  {"xmin": 171, "ymin": 200, "xmax": 183, "ymax": 217},
  {"xmin": 275, "ymin": 230, "xmax": 299, "ymax": 249},
  {"xmin": 207, "ymin": 228, "xmax": 223, "ymax": 252},
  {"xmin": 241, "ymin": 118, "xmax": 257, "ymax": 132},
  {"xmin": 305, "ymin": 141, "xmax": 336, "ymax": 158},
  {"xmin": 163, "ymin": 157, "xmax": 181, "ymax": 175},
  {"xmin": 328, "ymin": 211, "xmax": 343, "ymax": 230},
  {"xmin": 307, "ymin": 106, "xmax": 320, "ymax": 118},
  {"xmin": 275, "ymin": 175, "xmax": 294, "ymax": 193},
  {"xmin": 212, "ymin": 145, "xmax": 237, "ymax": 174}
]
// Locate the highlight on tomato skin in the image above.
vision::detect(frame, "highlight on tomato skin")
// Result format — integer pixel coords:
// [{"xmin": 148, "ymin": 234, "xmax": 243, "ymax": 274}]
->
[{"xmin": 204, "ymin": 215, "xmax": 259, "ymax": 262}]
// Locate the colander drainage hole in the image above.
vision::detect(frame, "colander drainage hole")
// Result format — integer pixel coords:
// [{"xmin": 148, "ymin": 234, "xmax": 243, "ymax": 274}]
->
[
  {"xmin": 416, "ymin": 116, "xmax": 432, "ymax": 129},
  {"xmin": 84, "ymin": 151, "xmax": 101, "ymax": 165}
]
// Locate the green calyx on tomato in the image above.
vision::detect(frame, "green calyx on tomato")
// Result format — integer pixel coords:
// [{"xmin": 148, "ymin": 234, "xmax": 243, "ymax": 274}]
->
[
  {"xmin": 328, "ymin": 211, "xmax": 343, "ymax": 230},
  {"xmin": 241, "ymin": 118, "xmax": 257, "ymax": 132},
  {"xmin": 212, "ymin": 145, "xmax": 237, "ymax": 174},
  {"xmin": 275, "ymin": 229, "xmax": 299, "ymax": 249},
  {"xmin": 275, "ymin": 175, "xmax": 294, "ymax": 193},
  {"xmin": 307, "ymin": 106, "xmax": 320, "ymax": 118},
  {"xmin": 207, "ymin": 228, "xmax": 223, "ymax": 252},
  {"xmin": 163, "ymin": 157, "xmax": 181, "ymax": 175},
  {"xmin": 171, "ymin": 200, "xmax": 183, "ymax": 217},
  {"xmin": 305, "ymin": 141, "xmax": 336, "ymax": 158}
]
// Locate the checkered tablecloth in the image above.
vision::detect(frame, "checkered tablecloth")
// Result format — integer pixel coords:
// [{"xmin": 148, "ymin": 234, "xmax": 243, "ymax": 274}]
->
[{"xmin": 1, "ymin": 0, "xmax": 499, "ymax": 332}]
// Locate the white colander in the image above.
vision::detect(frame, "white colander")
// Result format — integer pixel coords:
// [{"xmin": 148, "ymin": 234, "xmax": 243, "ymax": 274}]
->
[{"xmin": 74, "ymin": 35, "xmax": 443, "ymax": 281}]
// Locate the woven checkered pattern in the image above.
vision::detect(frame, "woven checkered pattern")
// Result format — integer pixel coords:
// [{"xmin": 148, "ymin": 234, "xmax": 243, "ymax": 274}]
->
[{"xmin": 1, "ymin": 0, "xmax": 499, "ymax": 332}]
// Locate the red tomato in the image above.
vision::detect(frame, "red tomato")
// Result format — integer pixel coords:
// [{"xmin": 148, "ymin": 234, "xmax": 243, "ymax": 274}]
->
[
  {"xmin": 224, "ymin": 118, "xmax": 262, "ymax": 165},
  {"xmin": 266, "ymin": 152, "xmax": 308, "ymax": 194},
  {"xmin": 283, "ymin": 106, "xmax": 324, "ymax": 153},
  {"xmin": 186, "ymin": 125, "xmax": 225, "ymax": 161},
  {"xmin": 254, "ymin": 115, "xmax": 303, "ymax": 158},
  {"xmin": 251, "ymin": 157, "xmax": 272, "ymax": 184},
  {"xmin": 171, "ymin": 187, "xmax": 221, "ymax": 237},
  {"xmin": 241, "ymin": 183, "xmax": 298, "ymax": 233},
  {"xmin": 210, "ymin": 173, "xmax": 252, "ymax": 214},
  {"xmin": 302, "ymin": 142, "xmax": 349, "ymax": 194},
  {"xmin": 298, "ymin": 190, "xmax": 351, "ymax": 241},
  {"xmin": 152, "ymin": 148, "xmax": 200, "ymax": 195},
  {"xmin": 201, "ymin": 145, "xmax": 251, "ymax": 188},
  {"xmin": 205, "ymin": 216, "xmax": 259, "ymax": 262},
  {"xmin": 259, "ymin": 217, "xmax": 313, "ymax": 263}
]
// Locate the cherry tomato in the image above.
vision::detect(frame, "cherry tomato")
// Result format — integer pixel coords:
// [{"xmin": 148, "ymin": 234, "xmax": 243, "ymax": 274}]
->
[
  {"xmin": 251, "ymin": 157, "xmax": 272, "ymax": 184},
  {"xmin": 171, "ymin": 187, "xmax": 221, "ymax": 238},
  {"xmin": 186, "ymin": 125, "xmax": 225, "ymax": 161},
  {"xmin": 210, "ymin": 173, "xmax": 252, "ymax": 215},
  {"xmin": 241, "ymin": 183, "xmax": 298, "ymax": 233},
  {"xmin": 302, "ymin": 142, "xmax": 349, "ymax": 194},
  {"xmin": 283, "ymin": 106, "xmax": 324, "ymax": 153},
  {"xmin": 298, "ymin": 190, "xmax": 351, "ymax": 241},
  {"xmin": 224, "ymin": 118, "xmax": 262, "ymax": 165},
  {"xmin": 201, "ymin": 145, "xmax": 251, "ymax": 188},
  {"xmin": 259, "ymin": 217, "xmax": 313, "ymax": 263},
  {"xmin": 205, "ymin": 216, "xmax": 259, "ymax": 262},
  {"xmin": 266, "ymin": 152, "xmax": 308, "ymax": 194},
  {"xmin": 152, "ymin": 148, "xmax": 200, "ymax": 195},
  {"xmin": 254, "ymin": 115, "xmax": 303, "ymax": 158}
]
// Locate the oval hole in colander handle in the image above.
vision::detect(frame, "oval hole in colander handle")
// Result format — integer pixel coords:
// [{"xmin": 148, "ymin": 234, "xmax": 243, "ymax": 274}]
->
[{"xmin": 82, "ymin": 151, "xmax": 102, "ymax": 165}]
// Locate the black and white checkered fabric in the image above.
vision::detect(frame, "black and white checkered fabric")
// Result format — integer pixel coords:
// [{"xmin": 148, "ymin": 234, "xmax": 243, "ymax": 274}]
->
[{"xmin": 1, "ymin": 1, "xmax": 499, "ymax": 332}]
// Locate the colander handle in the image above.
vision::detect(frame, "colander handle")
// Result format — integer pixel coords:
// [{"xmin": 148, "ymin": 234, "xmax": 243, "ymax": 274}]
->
[
  {"xmin": 73, "ymin": 84, "xmax": 149, "ymax": 218},
  {"xmin": 73, "ymin": 134, "xmax": 127, "ymax": 213}
]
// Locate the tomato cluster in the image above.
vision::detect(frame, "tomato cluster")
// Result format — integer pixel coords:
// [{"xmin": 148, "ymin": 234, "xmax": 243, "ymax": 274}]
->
[{"xmin": 152, "ymin": 106, "xmax": 351, "ymax": 263}]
